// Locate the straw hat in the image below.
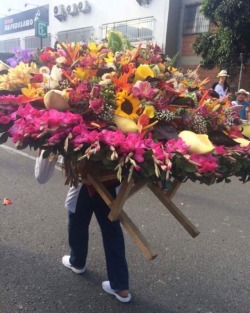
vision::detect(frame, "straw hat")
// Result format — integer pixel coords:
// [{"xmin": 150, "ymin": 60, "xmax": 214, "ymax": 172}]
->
[
  {"xmin": 235, "ymin": 88, "xmax": 248, "ymax": 96},
  {"xmin": 217, "ymin": 70, "xmax": 229, "ymax": 77}
]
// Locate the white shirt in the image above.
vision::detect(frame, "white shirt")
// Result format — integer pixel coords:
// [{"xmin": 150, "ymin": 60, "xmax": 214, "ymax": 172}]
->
[
  {"xmin": 214, "ymin": 83, "xmax": 228, "ymax": 98},
  {"xmin": 35, "ymin": 152, "xmax": 81, "ymax": 213}
]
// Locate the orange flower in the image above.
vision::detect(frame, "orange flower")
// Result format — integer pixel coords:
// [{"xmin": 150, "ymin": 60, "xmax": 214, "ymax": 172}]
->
[{"xmin": 111, "ymin": 68, "xmax": 134, "ymax": 91}]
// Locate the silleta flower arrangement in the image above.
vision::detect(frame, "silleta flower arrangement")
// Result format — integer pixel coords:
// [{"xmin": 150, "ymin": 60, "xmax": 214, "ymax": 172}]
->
[{"xmin": 0, "ymin": 32, "xmax": 250, "ymax": 186}]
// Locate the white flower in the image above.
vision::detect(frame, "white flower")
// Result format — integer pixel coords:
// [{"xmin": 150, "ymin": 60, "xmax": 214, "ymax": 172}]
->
[
  {"xmin": 39, "ymin": 66, "xmax": 50, "ymax": 75},
  {"xmin": 50, "ymin": 65, "xmax": 62, "ymax": 81}
]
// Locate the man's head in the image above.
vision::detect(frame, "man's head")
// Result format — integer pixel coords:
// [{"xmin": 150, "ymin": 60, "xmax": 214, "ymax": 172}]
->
[{"xmin": 236, "ymin": 89, "xmax": 248, "ymax": 102}]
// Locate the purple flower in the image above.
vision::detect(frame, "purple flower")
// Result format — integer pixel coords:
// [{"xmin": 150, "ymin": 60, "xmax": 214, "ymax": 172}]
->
[{"xmin": 7, "ymin": 48, "xmax": 33, "ymax": 67}]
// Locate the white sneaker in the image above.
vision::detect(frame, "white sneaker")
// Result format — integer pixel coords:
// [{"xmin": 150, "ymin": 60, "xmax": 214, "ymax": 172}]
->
[
  {"xmin": 102, "ymin": 281, "xmax": 131, "ymax": 303},
  {"xmin": 62, "ymin": 255, "xmax": 85, "ymax": 274}
]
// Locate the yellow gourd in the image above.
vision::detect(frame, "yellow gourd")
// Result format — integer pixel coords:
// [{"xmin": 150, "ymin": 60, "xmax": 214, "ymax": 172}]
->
[
  {"xmin": 114, "ymin": 115, "xmax": 138, "ymax": 133},
  {"xmin": 234, "ymin": 137, "xmax": 250, "ymax": 147},
  {"xmin": 239, "ymin": 124, "xmax": 250, "ymax": 139},
  {"xmin": 44, "ymin": 90, "xmax": 70, "ymax": 111},
  {"xmin": 179, "ymin": 130, "xmax": 215, "ymax": 154}
]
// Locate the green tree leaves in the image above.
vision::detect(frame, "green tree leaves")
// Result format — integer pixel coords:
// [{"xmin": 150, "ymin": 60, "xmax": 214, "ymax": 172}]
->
[{"xmin": 193, "ymin": 0, "xmax": 250, "ymax": 76}]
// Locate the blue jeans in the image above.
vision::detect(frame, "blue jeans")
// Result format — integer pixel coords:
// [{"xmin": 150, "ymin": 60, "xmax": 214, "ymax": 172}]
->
[{"xmin": 68, "ymin": 184, "xmax": 129, "ymax": 290}]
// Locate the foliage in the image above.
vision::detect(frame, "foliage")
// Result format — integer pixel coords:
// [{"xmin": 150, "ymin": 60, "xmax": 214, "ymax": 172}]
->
[{"xmin": 193, "ymin": 0, "xmax": 250, "ymax": 76}]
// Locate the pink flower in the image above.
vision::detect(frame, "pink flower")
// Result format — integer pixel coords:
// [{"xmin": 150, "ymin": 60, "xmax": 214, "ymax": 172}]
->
[
  {"xmin": 132, "ymin": 81, "xmax": 158, "ymax": 100},
  {"xmin": 134, "ymin": 148, "xmax": 145, "ymax": 162},
  {"xmin": 8, "ymin": 119, "xmax": 26, "ymax": 143},
  {"xmin": 101, "ymin": 130, "xmax": 125, "ymax": 147},
  {"xmin": 166, "ymin": 138, "xmax": 190, "ymax": 155},
  {"xmin": 214, "ymin": 145, "xmax": 226, "ymax": 155},
  {"xmin": 90, "ymin": 84, "xmax": 101, "ymax": 98},
  {"xmin": 151, "ymin": 142, "xmax": 166, "ymax": 161},
  {"xmin": 87, "ymin": 130, "xmax": 100, "ymax": 143},
  {"xmin": 89, "ymin": 98, "xmax": 104, "ymax": 114},
  {"xmin": 0, "ymin": 115, "xmax": 11, "ymax": 124},
  {"xmin": 189, "ymin": 154, "xmax": 218, "ymax": 173}
]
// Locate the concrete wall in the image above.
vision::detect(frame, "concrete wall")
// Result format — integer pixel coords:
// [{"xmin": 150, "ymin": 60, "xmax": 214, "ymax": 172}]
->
[{"xmin": 165, "ymin": 0, "xmax": 182, "ymax": 58}]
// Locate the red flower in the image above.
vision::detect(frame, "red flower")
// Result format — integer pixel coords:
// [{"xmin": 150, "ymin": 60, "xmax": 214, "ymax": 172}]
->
[{"xmin": 33, "ymin": 74, "xmax": 44, "ymax": 83}]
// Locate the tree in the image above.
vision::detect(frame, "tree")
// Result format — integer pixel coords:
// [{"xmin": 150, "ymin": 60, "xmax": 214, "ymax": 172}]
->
[{"xmin": 193, "ymin": 0, "xmax": 250, "ymax": 76}]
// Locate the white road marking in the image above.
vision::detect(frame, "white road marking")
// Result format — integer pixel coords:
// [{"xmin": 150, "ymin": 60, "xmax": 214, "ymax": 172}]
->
[
  {"xmin": 0, "ymin": 144, "xmax": 36, "ymax": 161},
  {"xmin": 0, "ymin": 144, "xmax": 62, "ymax": 171}
]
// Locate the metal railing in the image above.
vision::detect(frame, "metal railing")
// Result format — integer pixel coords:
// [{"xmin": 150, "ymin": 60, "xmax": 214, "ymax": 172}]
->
[
  {"xmin": 102, "ymin": 16, "xmax": 154, "ymax": 42},
  {"xmin": 24, "ymin": 35, "xmax": 51, "ymax": 50},
  {"xmin": 183, "ymin": 4, "xmax": 209, "ymax": 35},
  {"xmin": 57, "ymin": 27, "xmax": 94, "ymax": 43},
  {"xmin": 0, "ymin": 38, "xmax": 21, "ymax": 53}
]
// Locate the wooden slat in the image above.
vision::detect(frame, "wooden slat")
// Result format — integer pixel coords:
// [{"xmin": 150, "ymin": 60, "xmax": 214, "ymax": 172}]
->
[
  {"xmin": 85, "ymin": 172, "xmax": 157, "ymax": 260},
  {"xmin": 150, "ymin": 183, "xmax": 200, "ymax": 238}
]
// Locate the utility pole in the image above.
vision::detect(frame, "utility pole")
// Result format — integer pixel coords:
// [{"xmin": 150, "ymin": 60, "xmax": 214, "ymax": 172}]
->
[{"xmin": 238, "ymin": 53, "xmax": 244, "ymax": 90}]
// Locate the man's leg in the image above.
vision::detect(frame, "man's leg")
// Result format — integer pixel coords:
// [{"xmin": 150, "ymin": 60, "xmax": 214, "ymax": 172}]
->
[
  {"xmin": 93, "ymin": 186, "xmax": 129, "ymax": 291},
  {"xmin": 68, "ymin": 185, "xmax": 94, "ymax": 268}
]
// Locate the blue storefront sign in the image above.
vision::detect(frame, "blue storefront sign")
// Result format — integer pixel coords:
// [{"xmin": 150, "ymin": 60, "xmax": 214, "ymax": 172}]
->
[{"xmin": 0, "ymin": 5, "xmax": 49, "ymax": 35}]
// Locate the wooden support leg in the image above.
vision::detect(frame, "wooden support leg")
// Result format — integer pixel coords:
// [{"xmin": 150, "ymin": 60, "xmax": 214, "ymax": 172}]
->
[
  {"xmin": 165, "ymin": 179, "xmax": 182, "ymax": 200},
  {"xmin": 127, "ymin": 180, "xmax": 147, "ymax": 199},
  {"xmin": 85, "ymin": 173, "xmax": 157, "ymax": 260},
  {"xmin": 149, "ymin": 183, "xmax": 200, "ymax": 238},
  {"xmin": 119, "ymin": 211, "xmax": 157, "ymax": 260},
  {"xmin": 108, "ymin": 175, "xmax": 134, "ymax": 221}
]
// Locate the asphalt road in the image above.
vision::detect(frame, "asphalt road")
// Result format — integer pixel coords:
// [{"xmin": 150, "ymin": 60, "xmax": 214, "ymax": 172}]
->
[{"xmin": 0, "ymin": 143, "xmax": 249, "ymax": 313}]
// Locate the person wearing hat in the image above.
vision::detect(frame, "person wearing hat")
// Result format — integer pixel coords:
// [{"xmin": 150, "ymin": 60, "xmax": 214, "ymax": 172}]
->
[
  {"xmin": 231, "ymin": 89, "xmax": 249, "ymax": 120},
  {"xmin": 211, "ymin": 70, "xmax": 230, "ymax": 99}
]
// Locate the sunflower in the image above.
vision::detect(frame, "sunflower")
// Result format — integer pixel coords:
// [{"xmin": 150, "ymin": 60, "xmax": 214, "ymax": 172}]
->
[{"xmin": 115, "ymin": 90, "xmax": 140, "ymax": 120}]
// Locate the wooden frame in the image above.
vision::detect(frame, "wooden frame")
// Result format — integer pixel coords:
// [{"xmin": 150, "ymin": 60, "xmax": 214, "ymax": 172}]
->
[{"xmin": 81, "ymin": 163, "xmax": 200, "ymax": 261}]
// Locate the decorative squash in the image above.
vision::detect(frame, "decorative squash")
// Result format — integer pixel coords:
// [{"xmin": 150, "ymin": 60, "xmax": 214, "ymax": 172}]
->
[
  {"xmin": 179, "ymin": 130, "xmax": 215, "ymax": 154},
  {"xmin": 114, "ymin": 114, "xmax": 138, "ymax": 133},
  {"xmin": 44, "ymin": 90, "xmax": 70, "ymax": 111}
]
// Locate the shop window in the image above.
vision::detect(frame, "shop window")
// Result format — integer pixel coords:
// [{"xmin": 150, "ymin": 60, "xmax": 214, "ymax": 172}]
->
[
  {"xmin": 183, "ymin": 4, "xmax": 209, "ymax": 35},
  {"xmin": 0, "ymin": 39, "xmax": 20, "ymax": 53},
  {"xmin": 57, "ymin": 27, "xmax": 94, "ymax": 43},
  {"xmin": 25, "ymin": 35, "xmax": 51, "ymax": 50},
  {"xmin": 102, "ymin": 16, "xmax": 154, "ymax": 42}
]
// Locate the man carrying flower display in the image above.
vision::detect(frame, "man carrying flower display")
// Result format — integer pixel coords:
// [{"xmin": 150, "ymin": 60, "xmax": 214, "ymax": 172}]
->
[{"xmin": 35, "ymin": 150, "xmax": 131, "ymax": 303}]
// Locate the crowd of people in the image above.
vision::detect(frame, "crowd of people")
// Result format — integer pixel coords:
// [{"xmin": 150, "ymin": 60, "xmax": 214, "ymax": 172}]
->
[{"xmin": 212, "ymin": 70, "xmax": 250, "ymax": 121}]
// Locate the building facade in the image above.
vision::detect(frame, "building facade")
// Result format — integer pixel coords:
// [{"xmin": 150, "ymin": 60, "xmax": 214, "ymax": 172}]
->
[
  {"xmin": 0, "ymin": 0, "xmax": 248, "ymax": 90},
  {"xmin": 0, "ymin": 0, "xmax": 181, "ymax": 56}
]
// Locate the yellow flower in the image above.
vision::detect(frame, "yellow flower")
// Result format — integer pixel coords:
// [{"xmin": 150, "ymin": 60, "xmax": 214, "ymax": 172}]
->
[
  {"xmin": 0, "ymin": 62, "xmax": 38, "ymax": 90},
  {"xmin": 73, "ymin": 67, "xmax": 90, "ymax": 80},
  {"xmin": 134, "ymin": 64, "xmax": 154, "ymax": 82},
  {"xmin": 21, "ymin": 84, "xmax": 44, "ymax": 98},
  {"xmin": 104, "ymin": 51, "xmax": 115, "ymax": 64},
  {"xmin": 88, "ymin": 42, "xmax": 103, "ymax": 56},
  {"xmin": 143, "ymin": 105, "xmax": 155, "ymax": 118},
  {"xmin": 115, "ymin": 90, "xmax": 140, "ymax": 120},
  {"xmin": 167, "ymin": 66, "xmax": 179, "ymax": 73}
]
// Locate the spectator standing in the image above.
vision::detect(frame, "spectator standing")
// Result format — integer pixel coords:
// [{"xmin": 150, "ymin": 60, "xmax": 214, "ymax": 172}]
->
[
  {"xmin": 212, "ymin": 70, "xmax": 230, "ymax": 99},
  {"xmin": 231, "ymin": 89, "xmax": 249, "ymax": 120}
]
